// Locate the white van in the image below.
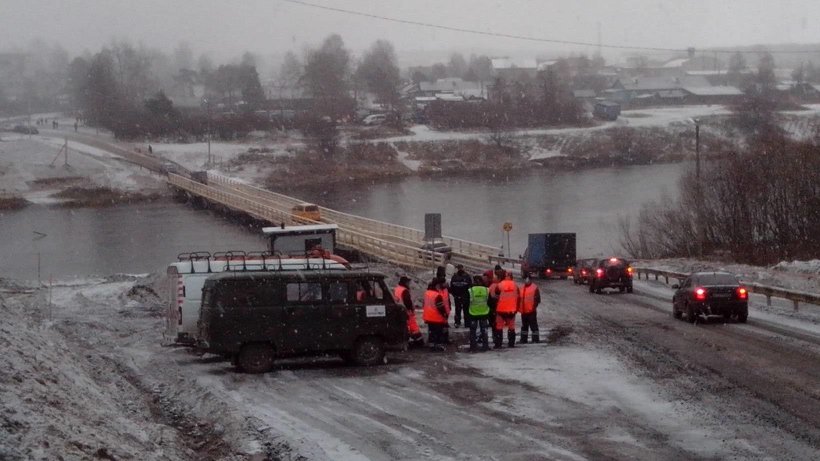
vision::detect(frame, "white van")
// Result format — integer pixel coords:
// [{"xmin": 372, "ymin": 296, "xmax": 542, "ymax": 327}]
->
[{"xmin": 165, "ymin": 252, "xmax": 348, "ymax": 344}]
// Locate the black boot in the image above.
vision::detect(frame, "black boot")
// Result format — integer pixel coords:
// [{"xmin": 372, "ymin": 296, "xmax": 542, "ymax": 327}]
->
[
  {"xmin": 519, "ymin": 333, "xmax": 528, "ymax": 344},
  {"xmin": 507, "ymin": 331, "xmax": 516, "ymax": 348},
  {"xmin": 532, "ymin": 334, "xmax": 540, "ymax": 344},
  {"xmin": 492, "ymin": 330, "xmax": 503, "ymax": 349}
]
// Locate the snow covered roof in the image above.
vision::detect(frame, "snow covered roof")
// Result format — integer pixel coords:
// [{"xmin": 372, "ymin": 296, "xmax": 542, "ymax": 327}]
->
[
  {"xmin": 662, "ymin": 58, "xmax": 690, "ymax": 68},
  {"xmin": 262, "ymin": 224, "xmax": 338, "ymax": 235},
  {"xmin": 682, "ymin": 86, "xmax": 744, "ymax": 96},
  {"xmin": 573, "ymin": 89, "xmax": 597, "ymax": 98},
  {"xmin": 616, "ymin": 76, "xmax": 712, "ymax": 91}
]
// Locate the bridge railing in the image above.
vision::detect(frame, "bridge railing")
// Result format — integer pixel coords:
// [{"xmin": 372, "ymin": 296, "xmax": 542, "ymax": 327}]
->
[
  {"xmin": 634, "ymin": 267, "xmax": 820, "ymax": 312},
  {"xmin": 205, "ymin": 172, "xmax": 501, "ymax": 260},
  {"xmin": 170, "ymin": 174, "xmax": 445, "ymax": 268}
]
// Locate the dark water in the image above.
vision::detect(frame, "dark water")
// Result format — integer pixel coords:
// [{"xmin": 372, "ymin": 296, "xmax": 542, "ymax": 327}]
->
[
  {"xmin": 297, "ymin": 163, "xmax": 686, "ymax": 259},
  {"xmin": 0, "ymin": 163, "xmax": 685, "ymax": 279},
  {"xmin": 0, "ymin": 201, "xmax": 267, "ymax": 280}
]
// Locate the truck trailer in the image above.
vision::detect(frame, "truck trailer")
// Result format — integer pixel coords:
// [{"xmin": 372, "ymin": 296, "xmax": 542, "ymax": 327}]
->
[{"xmin": 520, "ymin": 233, "xmax": 577, "ymax": 279}]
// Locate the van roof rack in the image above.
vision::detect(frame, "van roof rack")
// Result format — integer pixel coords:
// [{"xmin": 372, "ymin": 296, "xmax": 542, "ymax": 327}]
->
[{"xmin": 176, "ymin": 249, "xmax": 346, "ymax": 273}]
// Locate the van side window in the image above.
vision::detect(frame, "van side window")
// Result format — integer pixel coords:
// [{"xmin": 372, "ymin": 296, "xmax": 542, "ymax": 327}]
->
[
  {"xmin": 354, "ymin": 279, "xmax": 385, "ymax": 302},
  {"xmin": 328, "ymin": 281, "xmax": 349, "ymax": 303},
  {"xmin": 286, "ymin": 282, "xmax": 323, "ymax": 303}
]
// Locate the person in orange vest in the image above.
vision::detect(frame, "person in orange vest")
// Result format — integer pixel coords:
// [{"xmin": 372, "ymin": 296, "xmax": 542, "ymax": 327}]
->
[
  {"xmin": 422, "ymin": 279, "xmax": 449, "ymax": 352},
  {"xmin": 395, "ymin": 276, "xmax": 424, "ymax": 347},
  {"xmin": 519, "ymin": 276, "xmax": 541, "ymax": 343},
  {"xmin": 437, "ymin": 277, "xmax": 452, "ymax": 344},
  {"xmin": 493, "ymin": 271, "xmax": 520, "ymax": 348}
]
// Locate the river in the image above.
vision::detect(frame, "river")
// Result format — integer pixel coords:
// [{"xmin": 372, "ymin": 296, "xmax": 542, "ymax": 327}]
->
[
  {"xmin": 0, "ymin": 162, "xmax": 685, "ymax": 279},
  {"xmin": 297, "ymin": 162, "xmax": 686, "ymax": 259}
]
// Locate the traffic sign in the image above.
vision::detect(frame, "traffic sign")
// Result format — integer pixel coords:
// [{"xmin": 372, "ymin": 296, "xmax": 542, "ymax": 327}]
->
[{"xmin": 503, "ymin": 222, "xmax": 513, "ymax": 232}]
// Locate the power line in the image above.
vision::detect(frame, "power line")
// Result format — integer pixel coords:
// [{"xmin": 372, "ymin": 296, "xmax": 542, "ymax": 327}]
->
[
  {"xmin": 281, "ymin": 0, "xmax": 820, "ymax": 55},
  {"xmin": 281, "ymin": 0, "xmax": 681, "ymax": 52}
]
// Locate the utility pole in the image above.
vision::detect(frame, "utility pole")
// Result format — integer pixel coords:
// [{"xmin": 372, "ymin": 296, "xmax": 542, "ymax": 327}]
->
[{"xmin": 203, "ymin": 98, "xmax": 212, "ymax": 167}]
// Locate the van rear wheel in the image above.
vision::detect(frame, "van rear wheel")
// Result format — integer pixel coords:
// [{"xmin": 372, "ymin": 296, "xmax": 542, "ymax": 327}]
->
[
  {"xmin": 353, "ymin": 337, "xmax": 386, "ymax": 366},
  {"xmin": 238, "ymin": 344, "xmax": 275, "ymax": 374}
]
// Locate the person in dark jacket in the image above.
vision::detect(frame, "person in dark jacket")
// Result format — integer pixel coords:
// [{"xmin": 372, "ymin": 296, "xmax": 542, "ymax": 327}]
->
[{"xmin": 449, "ymin": 264, "xmax": 472, "ymax": 328}]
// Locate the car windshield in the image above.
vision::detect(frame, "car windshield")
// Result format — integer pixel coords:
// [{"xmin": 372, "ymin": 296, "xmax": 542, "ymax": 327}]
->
[{"xmin": 2, "ymin": 2, "xmax": 819, "ymax": 460}]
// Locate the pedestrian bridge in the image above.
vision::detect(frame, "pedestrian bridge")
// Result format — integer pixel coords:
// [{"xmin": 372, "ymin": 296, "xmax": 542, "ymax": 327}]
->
[{"xmin": 168, "ymin": 173, "xmax": 501, "ymax": 271}]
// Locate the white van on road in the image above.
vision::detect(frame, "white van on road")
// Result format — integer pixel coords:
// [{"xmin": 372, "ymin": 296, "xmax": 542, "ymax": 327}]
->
[{"xmin": 165, "ymin": 252, "xmax": 348, "ymax": 344}]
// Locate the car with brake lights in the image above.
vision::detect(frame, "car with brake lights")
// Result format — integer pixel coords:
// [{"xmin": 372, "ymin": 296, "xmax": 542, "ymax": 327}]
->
[
  {"xmin": 672, "ymin": 271, "xmax": 748, "ymax": 323},
  {"xmin": 589, "ymin": 257, "xmax": 634, "ymax": 293},
  {"xmin": 572, "ymin": 258, "xmax": 597, "ymax": 285}
]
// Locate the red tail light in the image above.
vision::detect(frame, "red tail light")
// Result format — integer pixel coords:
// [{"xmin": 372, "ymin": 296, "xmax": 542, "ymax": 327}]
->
[
  {"xmin": 581, "ymin": 269, "xmax": 587, "ymax": 276},
  {"xmin": 568, "ymin": 268, "xmax": 573, "ymax": 273},
  {"xmin": 546, "ymin": 268, "xmax": 552, "ymax": 274},
  {"xmin": 694, "ymin": 287, "xmax": 706, "ymax": 301},
  {"xmin": 596, "ymin": 268, "xmax": 604, "ymax": 278},
  {"xmin": 626, "ymin": 267, "xmax": 634, "ymax": 277},
  {"xmin": 737, "ymin": 287, "xmax": 748, "ymax": 300}
]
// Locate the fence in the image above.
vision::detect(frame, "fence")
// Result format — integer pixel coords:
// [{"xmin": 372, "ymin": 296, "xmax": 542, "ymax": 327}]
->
[
  {"xmin": 169, "ymin": 174, "xmax": 445, "ymax": 269},
  {"xmin": 634, "ymin": 267, "xmax": 820, "ymax": 312}
]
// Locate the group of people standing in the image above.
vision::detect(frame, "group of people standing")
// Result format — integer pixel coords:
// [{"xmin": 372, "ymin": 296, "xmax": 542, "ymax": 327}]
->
[{"xmin": 395, "ymin": 263, "xmax": 542, "ymax": 354}]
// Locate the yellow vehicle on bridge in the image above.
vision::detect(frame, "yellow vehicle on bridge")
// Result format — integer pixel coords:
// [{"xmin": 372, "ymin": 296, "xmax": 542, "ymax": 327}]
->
[{"xmin": 291, "ymin": 202, "xmax": 321, "ymax": 223}]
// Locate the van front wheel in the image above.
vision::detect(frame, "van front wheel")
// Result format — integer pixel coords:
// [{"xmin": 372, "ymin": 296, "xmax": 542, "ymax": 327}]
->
[
  {"xmin": 238, "ymin": 344, "xmax": 275, "ymax": 374},
  {"xmin": 353, "ymin": 337, "xmax": 386, "ymax": 366}
]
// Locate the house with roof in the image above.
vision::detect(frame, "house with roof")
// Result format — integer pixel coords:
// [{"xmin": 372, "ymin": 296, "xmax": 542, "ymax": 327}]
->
[{"xmin": 608, "ymin": 75, "xmax": 743, "ymax": 106}]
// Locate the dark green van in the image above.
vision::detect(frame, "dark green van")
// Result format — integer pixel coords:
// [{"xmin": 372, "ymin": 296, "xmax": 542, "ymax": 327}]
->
[{"xmin": 197, "ymin": 271, "xmax": 407, "ymax": 373}]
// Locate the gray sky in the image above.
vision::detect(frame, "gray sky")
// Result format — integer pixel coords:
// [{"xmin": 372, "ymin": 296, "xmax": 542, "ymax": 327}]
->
[{"xmin": 3, "ymin": 0, "xmax": 820, "ymax": 64}]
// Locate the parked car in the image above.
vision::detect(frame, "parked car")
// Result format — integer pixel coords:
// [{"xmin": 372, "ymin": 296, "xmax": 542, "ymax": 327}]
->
[
  {"xmin": 572, "ymin": 258, "xmax": 598, "ymax": 285},
  {"xmin": 197, "ymin": 270, "xmax": 407, "ymax": 373},
  {"xmin": 362, "ymin": 114, "xmax": 387, "ymax": 126},
  {"xmin": 12, "ymin": 125, "xmax": 38, "ymax": 134},
  {"xmin": 520, "ymin": 233, "xmax": 576, "ymax": 279},
  {"xmin": 672, "ymin": 271, "xmax": 748, "ymax": 324},
  {"xmin": 418, "ymin": 240, "xmax": 452, "ymax": 261},
  {"xmin": 589, "ymin": 257, "xmax": 634, "ymax": 293}
]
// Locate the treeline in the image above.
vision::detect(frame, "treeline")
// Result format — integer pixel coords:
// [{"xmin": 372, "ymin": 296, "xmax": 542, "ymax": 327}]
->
[
  {"xmin": 620, "ymin": 128, "xmax": 820, "ymax": 264},
  {"xmin": 67, "ymin": 42, "xmax": 268, "ymax": 139}
]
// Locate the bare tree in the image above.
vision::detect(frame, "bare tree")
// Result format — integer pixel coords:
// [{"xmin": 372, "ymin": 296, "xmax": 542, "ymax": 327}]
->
[
  {"xmin": 302, "ymin": 34, "xmax": 353, "ymax": 120},
  {"xmin": 355, "ymin": 39, "xmax": 401, "ymax": 110}
]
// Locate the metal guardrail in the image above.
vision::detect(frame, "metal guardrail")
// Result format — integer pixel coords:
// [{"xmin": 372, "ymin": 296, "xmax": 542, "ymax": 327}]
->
[
  {"xmin": 634, "ymin": 267, "xmax": 820, "ymax": 311},
  {"xmin": 205, "ymin": 172, "xmax": 501, "ymax": 261},
  {"xmin": 169, "ymin": 174, "xmax": 445, "ymax": 269}
]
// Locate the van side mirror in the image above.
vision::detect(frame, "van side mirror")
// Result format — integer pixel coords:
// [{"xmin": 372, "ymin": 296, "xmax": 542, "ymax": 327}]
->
[{"xmin": 671, "ymin": 284, "xmax": 680, "ymax": 289}]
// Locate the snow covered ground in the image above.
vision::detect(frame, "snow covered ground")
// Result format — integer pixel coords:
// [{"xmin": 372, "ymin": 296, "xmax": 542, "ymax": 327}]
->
[{"xmin": 0, "ymin": 135, "xmax": 163, "ymax": 203}]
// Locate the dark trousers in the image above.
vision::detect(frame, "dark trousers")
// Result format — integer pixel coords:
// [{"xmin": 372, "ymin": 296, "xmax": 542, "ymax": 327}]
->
[
  {"xmin": 453, "ymin": 295, "xmax": 470, "ymax": 324},
  {"xmin": 467, "ymin": 316, "xmax": 489, "ymax": 351},
  {"xmin": 520, "ymin": 311, "xmax": 540, "ymax": 343},
  {"xmin": 427, "ymin": 323, "xmax": 446, "ymax": 350}
]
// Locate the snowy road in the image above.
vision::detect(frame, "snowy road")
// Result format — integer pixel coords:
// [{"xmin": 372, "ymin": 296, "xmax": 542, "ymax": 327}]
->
[{"xmin": 4, "ymin": 273, "xmax": 820, "ymax": 460}]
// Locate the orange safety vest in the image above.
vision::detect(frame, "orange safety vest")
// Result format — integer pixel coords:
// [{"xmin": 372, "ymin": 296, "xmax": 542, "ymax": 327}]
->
[
  {"xmin": 396, "ymin": 285, "xmax": 421, "ymax": 336},
  {"xmin": 520, "ymin": 283, "xmax": 539, "ymax": 314},
  {"xmin": 422, "ymin": 289, "xmax": 447, "ymax": 324},
  {"xmin": 393, "ymin": 285, "xmax": 409, "ymax": 307},
  {"xmin": 439, "ymin": 287, "xmax": 451, "ymax": 316},
  {"xmin": 496, "ymin": 279, "xmax": 519, "ymax": 314}
]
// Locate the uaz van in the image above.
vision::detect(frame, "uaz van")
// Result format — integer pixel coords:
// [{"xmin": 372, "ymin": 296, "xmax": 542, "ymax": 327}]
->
[
  {"xmin": 291, "ymin": 203, "xmax": 321, "ymax": 223},
  {"xmin": 166, "ymin": 252, "xmax": 347, "ymax": 344},
  {"xmin": 197, "ymin": 271, "xmax": 407, "ymax": 373}
]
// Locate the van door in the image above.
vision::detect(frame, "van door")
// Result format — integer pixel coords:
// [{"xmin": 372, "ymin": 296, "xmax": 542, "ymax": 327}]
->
[
  {"xmin": 180, "ymin": 274, "xmax": 207, "ymax": 338},
  {"xmin": 281, "ymin": 280, "xmax": 329, "ymax": 353},
  {"xmin": 325, "ymin": 279, "xmax": 356, "ymax": 349}
]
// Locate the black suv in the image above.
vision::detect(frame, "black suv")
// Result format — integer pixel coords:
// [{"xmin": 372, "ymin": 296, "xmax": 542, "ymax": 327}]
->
[
  {"xmin": 672, "ymin": 271, "xmax": 748, "ymax": 323},
  {"xmin": 572, "ymin": 258, "xmax": 597, "ymax": 285},
  {"xmin": 589, "ymin": 257, "xmax": 634, "ymax": 293},
  {"xmin": 197, "ymin": 270, "xmax": 407, "ymax": 373}
]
